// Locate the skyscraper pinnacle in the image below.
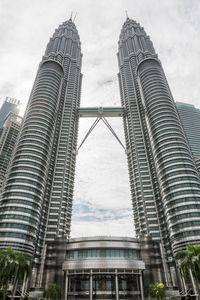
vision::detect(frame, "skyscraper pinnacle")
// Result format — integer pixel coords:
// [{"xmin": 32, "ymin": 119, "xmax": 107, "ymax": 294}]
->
[{"xmin": 118, "ymin": 18, "xmax": 156, "ymax": 66}]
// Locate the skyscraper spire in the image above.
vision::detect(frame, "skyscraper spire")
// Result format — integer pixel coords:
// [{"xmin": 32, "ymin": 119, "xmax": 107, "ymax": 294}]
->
[{"xmin": 73, "ymin": 12, "xmax": 77, "ymax": 22}]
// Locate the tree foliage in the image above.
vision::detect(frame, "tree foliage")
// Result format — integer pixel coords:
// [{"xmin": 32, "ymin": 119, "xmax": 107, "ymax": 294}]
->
[
  {"xmin": 43, "ymin": 284, "xmax": 61, "ymax": 300},
  {"xmin": 175, "ymin": 244, "xmax": 200, "ymax": 295},
  {"xmin": 149, "ymin": 282, "xmax": 166, "ymax": 300},
  {"xmin": 0, "ymin": 248, "xmax": 32, "ymax": 300},
  {"xmin": 23, "ymin": 293, "xmax": 29, "ymax": 300}
]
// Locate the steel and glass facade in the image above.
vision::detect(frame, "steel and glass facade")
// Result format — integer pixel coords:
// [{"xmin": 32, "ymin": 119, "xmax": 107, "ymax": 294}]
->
[
  {"xmin": 0, "ymin": 97, "xmax": 20, "ymax": 129},
  {"xmin": 0, "ymin": 112, "xmax": 22, "ymax": 189},
  {"xmin": 118, "ymin": 18, "xmax": 200, "ymax": 283},
  {"xmin": 176, "ymin": 101, "xmax": 200, "ymax": 160},
  {"xmin": 0, "ymin": 19, "xmax": 82, "ymax": 285}
]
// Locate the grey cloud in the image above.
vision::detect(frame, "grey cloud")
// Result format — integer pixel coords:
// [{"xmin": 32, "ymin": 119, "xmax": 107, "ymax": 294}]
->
[{"xmin": 97, "ymin": 78, "xmax": 116, "ymax": 87}]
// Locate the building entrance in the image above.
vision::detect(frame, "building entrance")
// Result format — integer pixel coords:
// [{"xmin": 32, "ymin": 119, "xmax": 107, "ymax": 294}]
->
[
  {"xmin": 67, "ymin": 272, "xmax": 141, "ymax": 300},
  {"xmin": 93, "ymin": 274, "xmax": 116, "ymax": 299},
  {"xmin": 62, "ymin": 237, "xmax": 147, "ymax": 300}
]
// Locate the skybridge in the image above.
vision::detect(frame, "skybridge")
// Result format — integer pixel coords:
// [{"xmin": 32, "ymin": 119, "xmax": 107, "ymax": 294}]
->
[
  {"xmin": 77, "ymin": 106, "xmax": 127, "ymax": 153},
  {"xmin": 78, "ymin": 106, "xmax": 124, "ymax": 118}
]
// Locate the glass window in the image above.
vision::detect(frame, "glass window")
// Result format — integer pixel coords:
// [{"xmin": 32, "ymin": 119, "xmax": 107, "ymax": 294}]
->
[
  {"xmin": 66, "ymin": 249, "xmax": 140, "ymax": 260},
  {"xmin": 68, "ymin": 274, "xmax": 90, "ymax": 294},
  {"xmin": 118, "ymin": 274, "xmax": 140, "ymax": 295},
  {"xmin": 93, "ymin": 274, "xmax": 115, "ymax": 296}
]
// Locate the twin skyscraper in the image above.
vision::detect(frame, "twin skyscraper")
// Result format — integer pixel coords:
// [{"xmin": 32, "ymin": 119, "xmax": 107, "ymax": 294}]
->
[{"xmin": 0, "ymin": 17, "xmax": 200, "ymax": 289}]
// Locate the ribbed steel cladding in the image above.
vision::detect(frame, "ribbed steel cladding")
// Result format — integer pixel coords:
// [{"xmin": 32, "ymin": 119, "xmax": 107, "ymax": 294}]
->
[
  {"xmin": 119, "ymin": 67, "xmax": 154, "ymax": 237},
  {"xmin": 118, "ymin": 18, "xmax": 200, "ymax": 272},
  {"xmin": 0, "ymin": 67, "xmax": 63, "ymax": 255},
  {"xmin": 138, "ymin": 59, "xmax": 200, "ymax": 252},
  {"xmin": 118, "ymin": 20, "xmax": 162, "ymax": 241},
  {"xmin": 47, "ymin": 61, "xmax": 81, "ymax": 239},
  {"xmin": 0, "ymin": 19, "xmax": 82, "ymax": 257}
]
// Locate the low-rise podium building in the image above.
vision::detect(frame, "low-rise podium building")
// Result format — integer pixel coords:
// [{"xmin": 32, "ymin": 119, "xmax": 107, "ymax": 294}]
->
[{"xmin": 31, "ymin": 236, "xmax": 166, "ymax": 300}]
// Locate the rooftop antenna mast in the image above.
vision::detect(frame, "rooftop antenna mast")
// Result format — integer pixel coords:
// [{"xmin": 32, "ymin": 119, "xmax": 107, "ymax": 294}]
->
[
  {"xmin": 125, "ymin": 10, "xmax": 129, "ymax": 19},
  {"xmin": 73, "ymin": 12, "xmax": 77, "ymax": 22},
  {"xmin": 70, "ymin": 11, "xmax": 73, "ymax": 20}
]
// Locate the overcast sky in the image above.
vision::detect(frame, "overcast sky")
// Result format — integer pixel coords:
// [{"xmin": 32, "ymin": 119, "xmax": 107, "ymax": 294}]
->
[{"xmin": 0, "ymin": 0, "xmax": 200, "ymax": 238}]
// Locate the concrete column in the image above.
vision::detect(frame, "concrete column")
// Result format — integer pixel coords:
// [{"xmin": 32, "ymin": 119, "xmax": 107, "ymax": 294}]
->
[
  {"xmin": 139, "ymin": 271, "xmax": 145, "ymax": 300},
  {"xmin": 90, "ymin": 270, "xmax": 93, "ymax": 300},
  {"xmin": 159, "ymin": 243, "xmax": 171, "ymax": 286},
  {"xmin": 64, "ymin": 272, "xmax": 68, "ymax": 300},
  {"xmin": 38, "ymin": 243, "xmax": 47, "ymax": 288},
  {"xmin": 115, "ymin": 270, "xmax": 119, "ymax": 300}
]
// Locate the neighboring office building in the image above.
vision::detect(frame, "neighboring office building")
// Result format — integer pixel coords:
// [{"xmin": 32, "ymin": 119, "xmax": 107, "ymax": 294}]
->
[
  {"xmin": 0, "ymin": 112, "xmax": 22, "ymax": 188},
  {"xmin": 176, "ymin": 101, "xmax": 200, "ymax": 160},
  {"xmin": 0, "ymin": 97, "xmax": 20, "ymax": 129},
  {"xmin": 196, "ymin": 158, "xmax": 200, "ymax": 173},
  {"xmin": 118, "ymin": 18, "xmax": 200, "ymax": 286}
]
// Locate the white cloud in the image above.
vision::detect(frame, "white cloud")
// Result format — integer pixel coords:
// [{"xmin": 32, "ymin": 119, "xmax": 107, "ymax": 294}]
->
[{"xmin": 71, "ymin": 216, "xmax": 135, "ymax": 237}]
